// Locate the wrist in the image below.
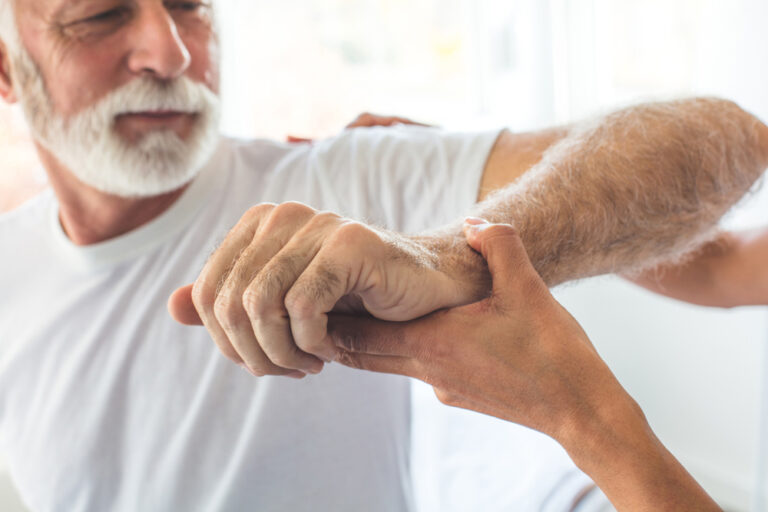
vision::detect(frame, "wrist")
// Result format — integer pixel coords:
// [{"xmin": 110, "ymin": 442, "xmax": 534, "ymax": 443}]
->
[
  {"xmin": 411, "ymin": 227, "xmax": 492, "ymax": 306},
  {"xmin": 557, "ymin": 387, "xmax": 720, "ymax": 511},
  {"xmin": 558, "ymin": 390, "xmax": 654, "ymax": 473}
]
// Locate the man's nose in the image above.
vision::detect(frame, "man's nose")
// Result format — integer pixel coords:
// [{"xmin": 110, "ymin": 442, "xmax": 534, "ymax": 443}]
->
[{"xmin": 126, "ymin": 6, "xmax": 191, "ymax": 80}]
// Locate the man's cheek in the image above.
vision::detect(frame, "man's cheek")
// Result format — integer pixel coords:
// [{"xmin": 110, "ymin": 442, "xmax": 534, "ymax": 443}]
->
[{"xmin": 178, "ymin": 24, "xmax": 219, "ymax": 90}]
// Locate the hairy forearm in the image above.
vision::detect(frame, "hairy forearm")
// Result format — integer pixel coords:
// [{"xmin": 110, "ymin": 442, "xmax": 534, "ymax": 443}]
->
[
  {"xmin": 560, "ymin": 392, "xmax": 722, "ymax": 511},
  {"xmin": 425, "ymin": 98, "xmax": 768, "ymax": 300}
]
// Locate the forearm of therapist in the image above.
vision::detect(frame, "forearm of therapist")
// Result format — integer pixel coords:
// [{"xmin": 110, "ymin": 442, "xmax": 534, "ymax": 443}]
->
[
  {"xmin": 329, "ymin": 220, "xmax": 721, "ymax": 511},
  {"xmin": 629, "ymin": 227, "xmax": 768, "ymax": 308},
  {"xmin": 561, "ymin": 390, "xmax": 721, "ymax": 512}
]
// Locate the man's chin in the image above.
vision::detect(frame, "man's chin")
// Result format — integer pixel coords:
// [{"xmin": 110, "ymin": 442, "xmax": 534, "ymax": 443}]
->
[
  {"xmin": 69, "ymin": 161, "xmax": 202, "ymax": 199},
  {"xmin": 57, "ymin": 130, "xmax": 219, "ymax": 199}
]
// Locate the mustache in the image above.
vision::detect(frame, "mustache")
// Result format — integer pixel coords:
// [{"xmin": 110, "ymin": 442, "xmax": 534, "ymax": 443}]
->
[
  {"xmin": 12, "ymin": 40, "xmax": 219, "ymax": 132},
  {"xmin": 95, "ymin": 76, "xmax": 218, "ymax": 120}
]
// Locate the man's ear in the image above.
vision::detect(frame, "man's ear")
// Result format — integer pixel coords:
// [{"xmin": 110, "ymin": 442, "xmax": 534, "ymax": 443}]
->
[{"xmin": 0, "ymin": 38, "xmax": 18, "ymax": 104}]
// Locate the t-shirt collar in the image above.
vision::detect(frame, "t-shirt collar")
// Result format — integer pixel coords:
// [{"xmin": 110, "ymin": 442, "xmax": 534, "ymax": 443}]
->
[{"xmin": 49, "ymin": 140, "xmax": 227, "ymax": 270}]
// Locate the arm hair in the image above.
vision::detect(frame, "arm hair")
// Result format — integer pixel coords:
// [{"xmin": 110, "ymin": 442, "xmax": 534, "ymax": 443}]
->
[{"xmin": 424, "ymin": 98, "xmax": 768, "ymax": 297}]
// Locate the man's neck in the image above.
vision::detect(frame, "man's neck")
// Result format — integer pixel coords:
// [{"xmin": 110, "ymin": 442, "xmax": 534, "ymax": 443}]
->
[{"xmin": 35, "ymin": 143, "xmax": 189, "ymax": 246}]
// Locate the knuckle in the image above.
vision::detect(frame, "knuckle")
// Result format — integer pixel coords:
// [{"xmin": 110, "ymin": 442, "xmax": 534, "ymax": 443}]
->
[
  {"xmin": 242, "ymin": 359, "xmax": 268, "ymax": 376},
  {"xmin": 244, "ymin": 203, "xmax": 276, "ymax": 225},
  {"xmin": 246, "ymin": 203, "xmax": 276, "ymax": 217},
  {"xmin": 242, "ymin": 353, "xmax": 281, "ymax": 376},
  {"xmin": 267, "ymin": 352, "xmax": 292, "ymax": 369},
  {"xmin": 305, "ymin": 210, "xmax": 342, "ymax": 229},
  {"xmin": 269, "ymin": 201, "xmax": 315, "ymax": 223},
  {"xmin": 284, "ymin": 291, "xmax": 317, "ymax": 320},
  {"xmin": 213, "ymin": 294, "xmax": 244, "ymax": 329},
  {"xmin": 295, "ymin": 337, "xmax": 326, "ymax": 358},
  {"xmin": 238, "ymin": 348, "xmax": 278, "ymax": 375},
  {"xmin": 267, "ymin": 347, "xmax": 302, "ymax": 369},
  {"xmin": 241, "ymin": 287, "xmax": 273, "ymax": 318},
  {"xmin": 245, "ymin": 367, "xmax": 266, "ymax": 378},
  {"xmin": 332, "ymin": 221, "xmax": 378, "ymax": 246},
  {"xmin": 191, "ymin": 280, "xmax": 216, "ymax": 312}
]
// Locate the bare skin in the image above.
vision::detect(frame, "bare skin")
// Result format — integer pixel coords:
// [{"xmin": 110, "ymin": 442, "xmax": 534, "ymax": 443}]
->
[
  {"xmin": 163, "ymin": 106, "xmax": 766, "ymax": 510},
  {"xmin": 631, "ymin": 227, "xmax": 768, "ymax": 307},
  {"xmin": 328, "ymin": 220, "xmax": 722, "ymax": 512},
  {"xmin": 0, "ymin": 0, "xmax": 219, "ymax": 245},
  {"xmin": 1, "ymin": 3, "xmax": 763, "ymax": 511},
  {"xmin": 286, "ymin": 112, "xmax": 430, "ymax": 144},
  {"xmin": 36, "ymin": 146, "xmax": 189, "ymax": 242},
  {"xmin": 169, "ymin": 98, "xmax": 768, "ymax": 380}
]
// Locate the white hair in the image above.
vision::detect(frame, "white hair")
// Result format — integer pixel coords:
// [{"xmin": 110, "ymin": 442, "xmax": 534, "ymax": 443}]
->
[
  {"xmin": 12, "ymin": 42, "xmax": 221, "ymax": 197},
  {"xmin": 1, "ymin": 0, "xmax": 222, "ymax": 197}
]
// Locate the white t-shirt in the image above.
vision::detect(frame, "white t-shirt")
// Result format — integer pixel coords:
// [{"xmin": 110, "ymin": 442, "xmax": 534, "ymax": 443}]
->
[{"xmin": 0, "ymin": 126, "xmax": 499, "ymax": 512}]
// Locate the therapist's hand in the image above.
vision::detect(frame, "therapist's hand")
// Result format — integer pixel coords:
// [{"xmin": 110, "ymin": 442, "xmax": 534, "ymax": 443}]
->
[
  {"xmin": 286, "ymin": 112, "xmax": 430, "ymax": 143},
  {"xmin": 343, "ymin": 112, "xmax": 430, "ymax": 129},
  {"xmin": 329, "ymin": 218, "xmax": 612, "ymax": 437},
  {"xmin": 329, "ymin": 219, "xmax": 722, "ymax": 512},
  {"xmin": 167, "ymin": 202, "xmax": 472, "ymax": 378}
]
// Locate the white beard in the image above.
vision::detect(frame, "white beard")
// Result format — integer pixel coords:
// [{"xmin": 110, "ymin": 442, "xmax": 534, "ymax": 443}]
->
[{"xmin": 11, "ymin": 42, "xmax": 221, "ymax": 198}]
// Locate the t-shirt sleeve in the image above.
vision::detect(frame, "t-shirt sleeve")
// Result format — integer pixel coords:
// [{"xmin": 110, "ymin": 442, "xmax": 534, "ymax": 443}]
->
[{"xmin": 305, "ymin": 125, "xmax": 502, "ymax": 233}]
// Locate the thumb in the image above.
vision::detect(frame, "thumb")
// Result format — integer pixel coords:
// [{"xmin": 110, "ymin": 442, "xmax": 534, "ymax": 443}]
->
[
  {"xmin": 167, "ymin": 284, "xmax": 204, "ymax": 326},
  {"xmin": 327, "ymin": 313, "xmax": 428, "ymax": 358},
  {"xmin": 462, "ymin": 218, "xmax": 544, "ymax": 300}
]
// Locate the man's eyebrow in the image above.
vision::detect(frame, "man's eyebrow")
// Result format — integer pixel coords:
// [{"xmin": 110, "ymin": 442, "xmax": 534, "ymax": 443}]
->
[{"xmin": 49, "ymin": 0, "xmax": 125, "ymax": 23}]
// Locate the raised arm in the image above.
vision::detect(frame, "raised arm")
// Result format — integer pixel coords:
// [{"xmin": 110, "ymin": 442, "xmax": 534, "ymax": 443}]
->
[
  {"xmin": 169, "ymin": 98, "xmax": 768, "ymax": 377},
  {"xmin": 429, "ymin": 98, "xmax": 768, "ymax": 302},
  {"xmin": 629, "ymin": 227, "xmax": 768, "ymax": 307}
]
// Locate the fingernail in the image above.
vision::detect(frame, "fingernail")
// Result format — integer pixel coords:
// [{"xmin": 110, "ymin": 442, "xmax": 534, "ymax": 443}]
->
[
  {"xmin": 464, "ymin": 223, "xmax": 493, "ymax": 234},
  {"xmin": 285, "ymin": 371, "xmax": 306, "ymax": 380},
  {"xmin": 464, "ymin": 217, "xmax": 489, "ymax": 226},
  {"xmin": 307, "ymin": 362, "xmax": 324, "ymax": 375}
]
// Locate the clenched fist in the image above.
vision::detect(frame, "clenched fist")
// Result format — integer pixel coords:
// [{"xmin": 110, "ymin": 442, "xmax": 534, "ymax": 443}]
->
[{"xmin": 168, "ymin": 201, "xmax": 471, "ymax": 377}]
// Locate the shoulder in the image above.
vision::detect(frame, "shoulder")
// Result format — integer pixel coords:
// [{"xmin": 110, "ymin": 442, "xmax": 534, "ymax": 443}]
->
[
  {"xmin": 220, "ymin": 135, "xmax": 309, "ymax": 170},
  {"xmin": 310, "ymin": 125, "xmax": 502, "ymax": 168},
  {"xmin": 313, "ymin": 125, "xmax": 444, "ymax": 155},
  {"xmin": 0, "ymin": 189, "xmax": 54, "ymax": 234},
  {"xmin": 0, "ymin": 190, "xmax": 54, "ymax": 282}
]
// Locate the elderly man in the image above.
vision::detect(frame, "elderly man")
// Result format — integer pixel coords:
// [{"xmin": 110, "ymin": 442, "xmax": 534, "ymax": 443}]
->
[{"xmin": 0, "ymin": 1, "xmax": 767, "ymax": 511}]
